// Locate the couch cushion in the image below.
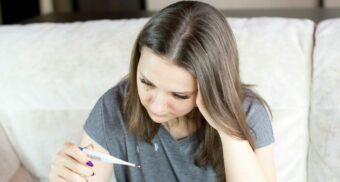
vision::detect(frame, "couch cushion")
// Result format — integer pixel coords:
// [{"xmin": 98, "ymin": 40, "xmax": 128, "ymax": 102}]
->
[
  {"xmin": 0, "ymin": 19, "xmax": 147, "ymax": 181},
  {"xmin": 0, "ymin": 17, "xmax": 314, "ymax": 181},
  {"xmin": 309, "ymin": 18, "xmax": 340, "ymax": 182}
]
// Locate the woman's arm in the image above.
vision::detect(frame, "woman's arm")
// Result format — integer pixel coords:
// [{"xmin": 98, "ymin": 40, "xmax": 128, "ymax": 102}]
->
[
  {"xmin": 255, "ymin": 144, "xmax": 277, "ymax": 182},
  {"xmin": 218, "ymin": 131, "xmax": 277, "ymax": 182},
  {"xmin": 195, "ymin": 82, "xmax": 276, "ymax": 182},
  {"xmin": 80, "ymin": 132, "xmax": 115, "ymax": 182}
]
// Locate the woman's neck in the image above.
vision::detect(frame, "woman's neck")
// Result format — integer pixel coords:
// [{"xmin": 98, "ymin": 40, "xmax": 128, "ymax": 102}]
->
[{"xmin": 162, "ymin": 117, "xmax": 199, "ymax": 140}]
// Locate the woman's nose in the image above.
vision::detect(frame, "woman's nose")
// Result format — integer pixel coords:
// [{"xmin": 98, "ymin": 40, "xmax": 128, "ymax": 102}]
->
[{"xmin": 150, "ymin": 92, "xmax": 168, "ymax": 114}]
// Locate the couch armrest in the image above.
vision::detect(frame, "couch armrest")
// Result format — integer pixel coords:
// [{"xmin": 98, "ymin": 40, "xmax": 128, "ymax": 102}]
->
[
  {"xmin": 0, "ymin": 122, "xmax": 21, "ymax": 181},
  {"xmin": 9, "ymin": 165, "xmax": 35, "ymax": 182}
]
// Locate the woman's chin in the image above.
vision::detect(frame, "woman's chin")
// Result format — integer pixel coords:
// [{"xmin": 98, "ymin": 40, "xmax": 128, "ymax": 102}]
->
[
  {"xmin": 150, "ymin": 115, "xmax": 169, "ymax": 123},
  {"xmin": 148, "ymin": 113, "xmax": 172, "ymax": 123}
]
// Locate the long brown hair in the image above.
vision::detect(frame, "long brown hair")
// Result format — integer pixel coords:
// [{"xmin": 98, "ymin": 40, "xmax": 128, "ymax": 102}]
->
[{"xmin": 123, "ymin": 1, "xmax": 271, "ymax": 181}]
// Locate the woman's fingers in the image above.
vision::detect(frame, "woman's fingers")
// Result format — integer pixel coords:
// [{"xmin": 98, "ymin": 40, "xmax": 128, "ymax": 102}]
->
[
  {"xmin": 52, "ymin": 163, "xmax": 88, "ymax": 182},
  {"xmin": 49, "ymin": 173, "xmax": 68, "ymax": 182},
  {"xmin": 57, "ymin": 154, "xmax": 94, "ymax": 177},
  {"xmin": 62, "ymin": 142, "xmax": 94, "ymax": 168},
  {"xmin": 84, "ymin": 143, "xmax": 94, "ymax": 150},
  {"xmin": 49, "ymin": 142, "xmax": 95, "ymax": 182},
  {"xmin": 195, "ymin": 81, "xmax": 203, "ymax": 108},
  {"xmin": 54, "ymin": 176, "xmax": 68, "ymax": 182}
]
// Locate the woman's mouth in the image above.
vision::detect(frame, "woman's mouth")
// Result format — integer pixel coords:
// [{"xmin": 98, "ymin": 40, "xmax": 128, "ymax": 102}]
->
[{"xmin": 150, "ymin": 112, "xmax": 166, "ymax": 118}]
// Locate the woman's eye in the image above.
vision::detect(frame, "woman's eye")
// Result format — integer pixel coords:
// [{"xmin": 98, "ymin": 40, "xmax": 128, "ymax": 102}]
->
[
  {"xmin": 174, "ymin": 94, "xmax": 189, "ymax": 100},
  {"xmin": 140, "ymin": 78, "xmax": 189, "ymax": 99},
  {"xmin": 140, "ymin": 78, "xmax": 153, "ymax": 87}
]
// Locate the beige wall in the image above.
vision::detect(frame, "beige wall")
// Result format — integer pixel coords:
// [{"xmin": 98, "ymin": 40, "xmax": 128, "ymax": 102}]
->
[
  {"xmin": 39, "ymin": 0, "xmax": 73, "ymax": 15},
  {"xmin": 39, "ymin": 0, "xmax": 53, "ymax": 15},
  {"xmin": 324, "ymin": 0, "xmax": 340, "ymax": 7},
  {"xmin": 146, "ymin": 0, "xmax": 319, "ymax": 11}
]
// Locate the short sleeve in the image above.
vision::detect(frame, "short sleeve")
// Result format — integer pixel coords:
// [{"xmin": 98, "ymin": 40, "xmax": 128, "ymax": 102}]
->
[
  {"xmin": 83, "ymin": 96, "xmax": 108, "ymax": 150},
  {"xmin": 246, "ymin": 100, "xmax": 275, "ymax": 149}
]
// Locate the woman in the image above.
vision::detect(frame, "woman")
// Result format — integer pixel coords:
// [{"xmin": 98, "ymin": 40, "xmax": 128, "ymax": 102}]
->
[{"xmin": 49, "ymin": 1, "xmax": 276, "ymax": 182}]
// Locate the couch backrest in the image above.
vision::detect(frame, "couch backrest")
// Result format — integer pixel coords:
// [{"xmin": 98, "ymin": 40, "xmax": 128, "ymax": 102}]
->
[
  {"xmin": 308, "ymin": 18, "xmax": 340, "ymax": 182},
  {"xmin": 0, "ymin": 17, "xmax": 314, "ymax": 182}
]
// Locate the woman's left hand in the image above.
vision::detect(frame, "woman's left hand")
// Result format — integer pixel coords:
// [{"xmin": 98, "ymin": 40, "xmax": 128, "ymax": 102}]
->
[{"xmin": 195, "ymin": 82, "xmax": 220, "ymax": 131}]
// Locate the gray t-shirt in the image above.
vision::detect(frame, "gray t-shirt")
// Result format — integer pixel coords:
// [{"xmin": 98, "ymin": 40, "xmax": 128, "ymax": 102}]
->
[{"xmin": 83, "ymin": 80, "xmax": 274, "ymax": 182}]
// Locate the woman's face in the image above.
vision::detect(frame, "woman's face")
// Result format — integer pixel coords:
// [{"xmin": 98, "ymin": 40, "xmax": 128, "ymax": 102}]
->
[{"xmin": 136, "ymin": 46, "xmax": 197, "ymax": 123}]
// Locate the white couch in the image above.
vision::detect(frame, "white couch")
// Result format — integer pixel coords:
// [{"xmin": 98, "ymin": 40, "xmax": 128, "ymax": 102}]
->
[{"xmin": 0, "ymin": 17, "xmax": 339, "ymax": 182}]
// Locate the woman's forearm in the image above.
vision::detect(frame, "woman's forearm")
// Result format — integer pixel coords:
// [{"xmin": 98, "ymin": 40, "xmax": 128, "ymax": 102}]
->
[{"xmin": 218, "ymin": 131, "xmax": 269, "ymax": 182}]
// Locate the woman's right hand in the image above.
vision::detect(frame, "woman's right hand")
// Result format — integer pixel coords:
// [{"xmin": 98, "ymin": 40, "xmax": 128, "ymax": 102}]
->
[{"xmin": 49, "ymin": 142, "xmax": 95, "ymax": 182}]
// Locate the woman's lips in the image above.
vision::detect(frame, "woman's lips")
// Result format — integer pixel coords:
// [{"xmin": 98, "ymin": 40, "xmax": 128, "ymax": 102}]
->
[{"xmin": 150, "ymin": 112, "xmax": 166, "ymax": 117}]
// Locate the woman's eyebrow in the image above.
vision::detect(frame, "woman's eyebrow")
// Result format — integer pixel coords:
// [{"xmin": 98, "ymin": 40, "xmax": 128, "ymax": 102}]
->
[{"xmin": 139, "ymin": 72, "xmax": 196, "ymax": 95}]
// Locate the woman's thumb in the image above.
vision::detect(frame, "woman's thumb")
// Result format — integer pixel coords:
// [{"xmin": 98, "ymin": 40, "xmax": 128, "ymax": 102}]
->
[{"xmin": 84, "ymin": 143, "xmax": 94, "ymax": 150}]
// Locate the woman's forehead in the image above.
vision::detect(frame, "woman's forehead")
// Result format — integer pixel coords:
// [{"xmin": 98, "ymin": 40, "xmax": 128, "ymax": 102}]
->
[{"xmin": 138, "ymin": 47, "xmax": 196, "ymax": 93}]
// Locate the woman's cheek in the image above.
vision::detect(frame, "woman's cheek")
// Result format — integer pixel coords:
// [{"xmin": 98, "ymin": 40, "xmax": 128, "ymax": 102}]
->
[
  {"xmin": 138, "ymin": 86, "xmax": 151, "ymax": 106},
  {"xmin": 173, "ymin": 100, "xmax": 196, "ymax": 116}
]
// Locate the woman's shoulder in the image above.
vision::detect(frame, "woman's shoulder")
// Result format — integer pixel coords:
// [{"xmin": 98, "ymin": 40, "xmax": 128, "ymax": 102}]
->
[
  {"xmin": 242, "ymin": 88, "xmax": 263, "ymax": 112},
  {"xmin": 83, "ymin": 78, "xmax": 129, "ymax": 148},
  {"xmin": 242, "ymin": 87, "xmax": 271, "ymax": 121},
  {"xmin": 83, "ymin": 78, "xmax": 131, "ymax": 158},
  {"xmin": 242, "ymin": 87, "xmax": 275, "ymax": 148},
  {"xmin": 101, "ymin": 78, "xmax": 128, "ymax": 103},
  {"xmin": 86, "ymin": 78, "xmax": 128, "ymax": 131}
]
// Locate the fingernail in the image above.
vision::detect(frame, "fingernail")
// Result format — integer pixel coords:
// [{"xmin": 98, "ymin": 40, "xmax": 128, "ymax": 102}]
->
[
  {"xmin": 91, "ymin": 172, "xmax": 95, "ymax": 176},
  {"xmin": 86, "ymin": 161, "xmax": 94, "ymax": 167}
]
